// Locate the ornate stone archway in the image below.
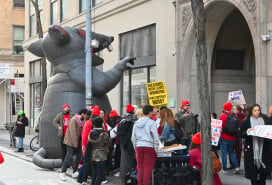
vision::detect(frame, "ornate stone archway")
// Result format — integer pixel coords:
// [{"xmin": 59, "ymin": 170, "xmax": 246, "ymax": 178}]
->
[{"xmin": 175, "ymin": 0, "xmax": 269, "ymax": 114}]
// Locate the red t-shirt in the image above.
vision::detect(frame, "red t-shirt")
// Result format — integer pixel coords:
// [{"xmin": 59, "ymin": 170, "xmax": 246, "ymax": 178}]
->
[{"xmin": 63, "ymin": 114, "xmax": 70, "ymax": 135}]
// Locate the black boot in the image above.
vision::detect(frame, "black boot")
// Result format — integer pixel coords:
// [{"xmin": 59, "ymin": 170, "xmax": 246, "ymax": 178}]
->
[{"xmin": 15, "ymin": 148, "xmax": 23, "ymax": 152}]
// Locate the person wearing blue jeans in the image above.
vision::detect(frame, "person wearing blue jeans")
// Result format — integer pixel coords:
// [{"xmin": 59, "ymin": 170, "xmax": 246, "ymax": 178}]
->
[
  {"xmin": 18, "ymin": 137, "xmax": 24, "ymax": 149},
  {"xmin": 220, "ymin": 138, "xmax": 239, "ymax": 171}
]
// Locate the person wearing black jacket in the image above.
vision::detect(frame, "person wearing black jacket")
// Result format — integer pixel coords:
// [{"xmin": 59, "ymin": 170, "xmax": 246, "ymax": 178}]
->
[
  {"xmin": 14, "ymin": 110, "xmax": 28, "ymax": 152},
  {"xmin": 239, "ymin": 104, "xmax": 272, "ymax": 185}
]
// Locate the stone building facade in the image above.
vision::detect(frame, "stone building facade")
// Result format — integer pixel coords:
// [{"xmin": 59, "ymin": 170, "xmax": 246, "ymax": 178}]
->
[
  {"xmin": 23, "ymin": 0, "xmax": 272, "ymax": 128},
  {"xmin": 0, "ymin": 0, "xmax": 25, "ymax": 128}
]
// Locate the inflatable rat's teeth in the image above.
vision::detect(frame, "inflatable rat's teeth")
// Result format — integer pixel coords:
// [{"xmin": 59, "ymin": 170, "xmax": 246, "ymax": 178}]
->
[{"xmin": 107, "ymin": 44, "xmax": 113, "ymax": 52}]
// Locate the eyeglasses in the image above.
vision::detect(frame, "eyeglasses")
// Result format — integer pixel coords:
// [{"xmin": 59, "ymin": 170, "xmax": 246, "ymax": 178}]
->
[{"xmin": 184, "ymin": 104, "xmax": 190, "ymax": 107}]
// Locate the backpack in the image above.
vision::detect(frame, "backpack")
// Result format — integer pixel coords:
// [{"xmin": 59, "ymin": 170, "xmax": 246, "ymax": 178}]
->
[
  {"xmin": 172, "ymin": 120, "xmax": 184, "ymax": 141},
  {"xmin": 212, "ymin": 152, "xmax": 222, "ymax": 174},
  {"xmin": 222, "ymin": 113, "xmax": 239, "ymax": 135}
]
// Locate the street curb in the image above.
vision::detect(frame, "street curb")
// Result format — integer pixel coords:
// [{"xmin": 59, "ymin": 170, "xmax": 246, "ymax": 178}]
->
[{"xmin": 0, "ymin": 146, "xmax": 33, "ymax": 163}]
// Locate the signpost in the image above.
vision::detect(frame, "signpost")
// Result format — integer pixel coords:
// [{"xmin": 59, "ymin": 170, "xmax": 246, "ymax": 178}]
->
[
  {"xmin": 146, "ymin": 81, "xmax": 168, "ymax": 107},
  {"xmin": 228, "ymin": 90, "xmax": 246, "ymax": 105},
  {"xmin": 211, "ymin": 119, "xmax": 222, "ymax": 146}
]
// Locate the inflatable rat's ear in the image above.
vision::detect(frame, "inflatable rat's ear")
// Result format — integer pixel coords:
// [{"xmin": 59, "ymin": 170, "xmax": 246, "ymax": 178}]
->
[{"xmin": 27, "ymin": 39, "xmax": 44, "ymax": 57}]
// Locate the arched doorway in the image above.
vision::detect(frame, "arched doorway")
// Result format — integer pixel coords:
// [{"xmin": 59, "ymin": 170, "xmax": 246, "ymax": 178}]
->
[
  {"xmin": 179, "ymin": 1, "xmax": 256, "ymax": 115},
  {"xmin": 211, "ymin": 9, "xmax": 255, "ymax": 115}
]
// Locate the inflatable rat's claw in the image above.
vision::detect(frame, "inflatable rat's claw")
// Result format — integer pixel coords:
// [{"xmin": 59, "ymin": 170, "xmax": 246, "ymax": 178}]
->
[{"xmin": 128, "ymin": 57, "xmax": 136, "ymax": 65}]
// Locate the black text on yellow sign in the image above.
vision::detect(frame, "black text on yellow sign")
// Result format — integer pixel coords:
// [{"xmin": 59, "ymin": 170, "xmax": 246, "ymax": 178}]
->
[{"xmin": 146, "ymin": 81, "xmax": 168, "ymax": 107}]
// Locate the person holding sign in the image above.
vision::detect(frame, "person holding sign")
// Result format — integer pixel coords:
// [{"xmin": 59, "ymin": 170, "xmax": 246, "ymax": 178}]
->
[{"xmin": 239, "ymin": 104, "xmax": 272, "ymax": 185}]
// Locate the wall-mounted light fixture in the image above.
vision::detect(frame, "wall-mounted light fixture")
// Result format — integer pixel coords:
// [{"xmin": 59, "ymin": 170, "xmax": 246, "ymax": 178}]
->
[{"xmin": 261, "ymin": 30, "xmax": 272, "ymax": 42}]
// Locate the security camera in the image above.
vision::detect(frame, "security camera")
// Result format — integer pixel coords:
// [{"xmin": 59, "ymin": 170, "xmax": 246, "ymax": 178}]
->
[
  {"xmin": 261, "ymin": 34, "xmax": 271, "ymax": 42},
  {"xmin": 172, "ymin": 51, "xmax": 176, "ymax": 56}
]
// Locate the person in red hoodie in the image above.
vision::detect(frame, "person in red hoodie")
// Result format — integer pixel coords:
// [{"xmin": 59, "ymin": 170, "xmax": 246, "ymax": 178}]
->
[{"xmin": 219, "ymin": 102, "xmax": 239, "ymax": 174}]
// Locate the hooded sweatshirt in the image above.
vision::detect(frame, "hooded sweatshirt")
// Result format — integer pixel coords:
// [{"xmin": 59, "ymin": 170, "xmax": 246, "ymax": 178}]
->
[{"xmin": 131, "ymin": 117, "xmax": 160, "ymax": 153}]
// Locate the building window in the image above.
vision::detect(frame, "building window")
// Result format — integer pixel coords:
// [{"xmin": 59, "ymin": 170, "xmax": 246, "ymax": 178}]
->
[
  {"xmin": 13, "ymin": 26, "xmax": 24, "ymax": 55},
  {"xmin": 13, "ymin": 0, "xmax": 25, "ymax": 8},
  {"xmin": 120, "ymin": 24, "xmax": 156, "ymax": 113},
  {"xmin": 60, "ymin": 0, "xmax": 68, "ymax": 22},
  {"xmin": 30, "ymin": 60, "xmax": 42, "ymax": 127},
  {"xmin": 92, "ymin": 0, "xmax": 103, "ymax": 7},
  {"xmin": 79, "ymin": 0, "xmax": 86, "ymax": 13},
  {"xmin": 51, "ymin": 0, "xmax": 58, "ymax": 25}
]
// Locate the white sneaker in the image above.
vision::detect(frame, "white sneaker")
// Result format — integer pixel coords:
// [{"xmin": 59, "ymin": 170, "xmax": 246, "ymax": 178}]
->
[
  {"xmin": 113, "ymin": 171, "xmax": 120, "ymax": 177},
  {"xmin": 101, "ymin": 179, "xmax": 108, "ymax": 184},
  {"xmin": 220, "ymin": 170, "xmax": 226, "ymax": 174},
  {"xmin": 233, "ymin": 167, "xmax": 240, "ymax": 174},
  {"xmin": 82, "ymin": 182, "xmax": 88, "ymax": 185},
  {"xmin": 59, "ymin": 173, "xmax": 66, "ymax": 181},
  {"xmin": 72, "ymin": 171, "xmax": 79, "ymax": 178}
]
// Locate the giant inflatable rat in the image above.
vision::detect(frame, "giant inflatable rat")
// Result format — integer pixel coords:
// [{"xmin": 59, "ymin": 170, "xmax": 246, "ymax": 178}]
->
[{"xmin": 28, "ymin": 25, "xmax": 135, "ymax": 157}]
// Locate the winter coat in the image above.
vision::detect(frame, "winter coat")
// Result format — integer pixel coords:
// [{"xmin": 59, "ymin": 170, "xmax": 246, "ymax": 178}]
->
[
  {"xmin": 219, "ymin": 111, "xmax": 236, "ymax": 141},
  {"xmin": 88, "ymin": 128, "xmax": 111, "ymax": 162},
  {"xmin": 159, "ymin": 122, "xmax": 176, "ymax": 143},
  {"xmin": 188, "ymin": 148, "xmax": 222, "ymax": 185},
  {"xmin": 52, "ymin": 111, "xmax": 75, "ymax": 137},
  {"xmin": 63, "ymin": 115, "xmax": 84, "ymax": 148},
  {"xmin": 239, "ymin": 114, "xmax": 272, "ymax": 180},
  {"xmin": 14, "ymin": 116, "xmax": 28, "ymax": 138}
]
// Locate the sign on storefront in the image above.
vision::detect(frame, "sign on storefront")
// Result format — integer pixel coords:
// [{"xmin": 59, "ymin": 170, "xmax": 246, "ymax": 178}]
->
[
  {"xmin": 211, "ymin": 119, "xmax": 222, "ymax": 146},
  {"xmin": 228, "ymin": 90, "xmax": 246, "ymax": 105},
  {"xmin": 0, "ymin": 63, "xmax": 14, "ymax": 79},
  {"xmin": 146, "ymin": 81, "xmax": 168, "ymax": 107},
  {"xmin": 247, "ymin": 125, "xmax": 272, "ymax": 140}
]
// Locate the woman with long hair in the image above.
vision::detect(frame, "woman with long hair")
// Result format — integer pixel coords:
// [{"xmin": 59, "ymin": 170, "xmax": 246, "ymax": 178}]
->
[
  {"xmin": 159, "ymin": 107, "xmax": 177, "ymax": 146},
  {"xmin": 239, "ymin": 104, "xmax": 272, "ymax": 185}
]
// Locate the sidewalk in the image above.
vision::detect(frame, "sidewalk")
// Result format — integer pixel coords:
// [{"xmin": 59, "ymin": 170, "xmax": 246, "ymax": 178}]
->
[{"xmin": 0, "ymin": 129, "xmax": 121, "ymax": 185}]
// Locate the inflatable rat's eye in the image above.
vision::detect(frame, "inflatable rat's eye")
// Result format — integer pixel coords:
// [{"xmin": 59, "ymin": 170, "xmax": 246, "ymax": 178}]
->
[{"xmin": 77, "ymin": 29, "xmax": 86, "ymax": 37}]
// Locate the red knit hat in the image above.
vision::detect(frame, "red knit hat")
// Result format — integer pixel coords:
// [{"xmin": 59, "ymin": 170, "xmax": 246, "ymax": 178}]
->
[
  {"xmin": 192, "ymin": 132, "xmax": 201, "ymax": 145},
  {"xmin": 269, "ymin": 105, "xmax": 272, "ymax": 115},
  {"xmin": 92, "ymin": 105, "xmax": 100, "ymax": 116},
  {"xmin": 126, "ymin": 104, "xmax": 135, "ymax": 113},
  {"xmin": 109, "ymin": 110, "xmax": 119, "ymax": 118},
  {"xmin": 62, "ymin": 104, "xmax": 70, "ymax": 110},
  {"xmin": 90, "ymin": 105, "xmax": 94, "ymax": 110},
  {"xmin": 223, "ymin": 102, "xmax": 232, "ymax": 112},
  {"xmin": 181, "ymin": 100, "xmax": 190, "ymax": 108}
]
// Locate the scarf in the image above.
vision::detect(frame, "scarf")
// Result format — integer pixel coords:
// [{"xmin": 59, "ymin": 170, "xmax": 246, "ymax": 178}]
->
[{"xmin": 250, "ymin": 116, "xmax": 265, "ymax": 169}]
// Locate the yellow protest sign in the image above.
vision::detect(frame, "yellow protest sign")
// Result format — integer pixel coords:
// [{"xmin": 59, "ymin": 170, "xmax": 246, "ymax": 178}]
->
[{"xmin": 146, "ymin": 81, "xmax": 168, "ymax": 107}]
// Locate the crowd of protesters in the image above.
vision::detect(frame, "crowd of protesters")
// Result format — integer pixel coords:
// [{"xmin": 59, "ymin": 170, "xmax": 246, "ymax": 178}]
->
[{"xmin": 47, "ymin": 99, "xmax": 272, "ymax": 185}]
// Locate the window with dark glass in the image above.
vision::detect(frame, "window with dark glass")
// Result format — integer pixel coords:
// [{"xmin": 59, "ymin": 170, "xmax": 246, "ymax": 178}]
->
[
  {"xmin": 79, "ymin": 0, "xmax": 86, "ymax": 13},
  {"xmin": 92, "ymin": 0, "xmax": 103, "ymax": 7},
  {"xmin": 120, "ymin": 24, "xmax": 156, "ymax": 113},
  {"xmin": 216, "ymin": 50, "xmax": 244, "ymax": 70},
  {"xmin": 30, "ymin": 60, "xmax": 42, "ymax": 127},
  {"xmin": 14, "ymin": 0, "xmax": 25, "ymax": 8},
  {"xmin": 13, "ymin": 26, "xmax": 24, "ymax": 55},
  {"xmin": 50, "ymin": 0, "xmax": 58, "ymax": 25},
  {"xmin": 60, "ymin": 0, "xmax": 68, "ymax": 22}
]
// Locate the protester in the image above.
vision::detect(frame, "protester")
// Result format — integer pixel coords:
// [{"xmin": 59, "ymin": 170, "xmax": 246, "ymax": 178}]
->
[
  {"xmin": 175, "ymin": 100, "xmax": 197, "ymax": 154},
  {"xmin": 59, "ymin": 108, "xmax": 87, "ymax": 181},
  {"xmin": 131, "ymin": 104, "xmax": 159, "ymax": 185},
  {"xmin": 117, "ymin": 104, "xmax": 136, "ymax": 183},
  {"xmin": 188, "ymin": 132, "xmax": 222, "ymax": 185},
  {"xmin": 14, "ymin": 110, "xmax": 29, "ymax": 152},
  {"xmin": 89, "ymin": 117, "xmax": 111, "ymax": 185},
  {"xmin": 77, "ymin": 110, "xmax": 92, "ymax": 184},
  {"xmin": 134, "ymin": 109, "xmax": 143, "ymax": 120},
  {"xmin": 219, "ymin": 102, "xmax": 239, "ymax": 173},
  {"xmin": 159, "ymin": 107, "xmax": 178, "ymax": 146},
  {"xmin": 239, "ymin": 104, "xmax": 272, "ymax": 185},
  {"xmin": 53, "ymin": 104, "xmax": 75, "ymax": 162},
  {"xmin": 108, "ymin": 110, "xmax": 121, "ymax": 172},
  {"xmin": 231, "ymin": 105, "xmax": 247, "ymax": 167}
]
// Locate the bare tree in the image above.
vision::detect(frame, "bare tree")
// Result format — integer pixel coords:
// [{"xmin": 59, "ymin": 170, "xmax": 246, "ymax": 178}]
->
[
  {"xmin": 191, "ymin": 0, "xmax": 213, "ymax": 184},
  {"xmin": 30, "ymin": 0, "xmax": 47, "ymax": 103}
]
